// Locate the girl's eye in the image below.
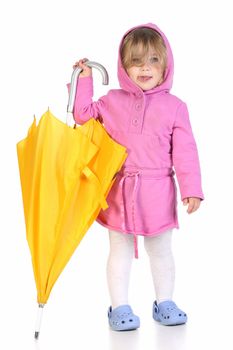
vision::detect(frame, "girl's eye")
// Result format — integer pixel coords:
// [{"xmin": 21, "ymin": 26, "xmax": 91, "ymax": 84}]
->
[
  {"xmin": 132, "ymin": 58, "xmax": 141, "ymax": 65},
  {"xmin": 150, "ymin": 57, "xmax": 159, "ymax": 64}
]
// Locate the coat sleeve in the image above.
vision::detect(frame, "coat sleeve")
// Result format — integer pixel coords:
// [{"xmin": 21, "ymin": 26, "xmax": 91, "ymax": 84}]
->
[
  {"xmin": 67, "ymin": 76, "xmax": 108, "ymax": 125},
  {"xmin": 172, "ymin": 102, "xmax": 204, "ymax": 201}
]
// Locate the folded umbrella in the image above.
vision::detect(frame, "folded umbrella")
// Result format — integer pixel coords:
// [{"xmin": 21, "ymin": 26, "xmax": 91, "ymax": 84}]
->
[{"xmin": 17, "ymin": 62, "xmax": 127, "ymax": 338}]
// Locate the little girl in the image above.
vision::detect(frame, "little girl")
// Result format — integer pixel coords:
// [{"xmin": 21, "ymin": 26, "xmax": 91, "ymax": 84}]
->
[{"xmin": 72, "ymin": 23, "xmax": 204, "ymax": 331}]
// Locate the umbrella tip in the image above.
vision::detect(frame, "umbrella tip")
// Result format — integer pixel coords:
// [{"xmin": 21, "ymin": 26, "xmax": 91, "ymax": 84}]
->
[{"xmin": 34, "ymin": 331, "xmax": 39, "ymax": 339}]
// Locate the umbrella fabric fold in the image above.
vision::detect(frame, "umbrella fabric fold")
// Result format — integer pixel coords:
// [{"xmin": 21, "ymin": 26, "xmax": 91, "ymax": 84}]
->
[{"xmin": 17, "ymin": 109, "xmax": 127, "ymax": 304}]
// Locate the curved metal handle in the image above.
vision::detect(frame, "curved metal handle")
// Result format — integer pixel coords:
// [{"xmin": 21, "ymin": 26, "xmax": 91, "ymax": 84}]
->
[{"xmin": 67, "ymin": 60, "xmax": 109, "ymax": 115}]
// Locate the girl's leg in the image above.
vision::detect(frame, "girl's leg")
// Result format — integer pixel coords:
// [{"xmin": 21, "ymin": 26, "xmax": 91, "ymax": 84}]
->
[
  {"xmin": 106, "ymin": 230, "xmax": 134, "ymax": 309},
  {"xmin": 144, "ymin": 229, "xmax": 175, "ymax": 303}
]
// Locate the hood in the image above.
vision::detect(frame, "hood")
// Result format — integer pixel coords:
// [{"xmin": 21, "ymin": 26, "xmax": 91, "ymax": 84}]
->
[{"xmin": 117, "ymin": 23, "xmax": 174, "ymax": 95}]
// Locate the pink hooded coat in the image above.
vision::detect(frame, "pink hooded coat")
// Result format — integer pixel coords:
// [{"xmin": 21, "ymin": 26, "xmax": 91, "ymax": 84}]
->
[{"xmin": 72, "ymin": 23, "xmax": 204, "ymax": 256}]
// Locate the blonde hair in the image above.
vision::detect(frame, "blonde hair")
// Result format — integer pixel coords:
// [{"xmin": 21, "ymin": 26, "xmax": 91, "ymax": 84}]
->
[{"xmin": 121, "ymin": 28, "xmax": 167, "ymax": 73}]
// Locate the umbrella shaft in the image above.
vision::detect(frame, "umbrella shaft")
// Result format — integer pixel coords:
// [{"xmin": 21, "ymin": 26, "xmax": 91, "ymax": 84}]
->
[
  {"xmin": 66, "ymin": 112, "xmax": 75, "ymax": 127},
  {"xmin": 35, "ymin": 304, "xmax": 44, "ymax": 339}
]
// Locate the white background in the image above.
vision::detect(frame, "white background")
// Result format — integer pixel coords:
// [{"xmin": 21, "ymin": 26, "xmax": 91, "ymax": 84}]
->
[{"xmin": 1, "ymin": 0, "xmax": 233, "ymax": 349}]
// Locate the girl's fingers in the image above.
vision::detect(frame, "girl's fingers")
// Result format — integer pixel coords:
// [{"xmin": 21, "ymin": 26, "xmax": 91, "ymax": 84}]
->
[
  {"xmin": 187, "ymin": 198, "xmax": 200, "ymax": 214},
  {"xmin": 73, "ymin": 58, "xmax": 89, "ymax": 69},
  {"xmin": 79, "ymin": 58, "xmax": 88, "ymax": 65},
  {"xmin": 73, "ymin": 61, "xmax": 80, "ymax": 69},
  {"xmin": 187, "ymin": 202, "xmax": 195, "ymax": 213},
  {"xmin": 195, "ymin": 201, "xmax": 201, "ymax": 212},
  {"xmin": 72, "ymin": 58, "xmax": 92, "ymax": 77},
  {"xmin": 183, "ymin": 198, "xmax": 201, "ymax": 214}
]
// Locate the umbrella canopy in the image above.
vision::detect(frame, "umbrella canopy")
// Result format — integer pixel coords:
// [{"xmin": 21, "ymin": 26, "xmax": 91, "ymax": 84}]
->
[{"xmin": 17, "ymin": 109, "xmax": 127, "ymax": 304}]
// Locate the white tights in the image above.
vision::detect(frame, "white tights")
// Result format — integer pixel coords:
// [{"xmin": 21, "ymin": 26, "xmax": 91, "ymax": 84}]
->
[{"xmin": 106, "ymin": 229, "xmax": 175, "ymax": 309}]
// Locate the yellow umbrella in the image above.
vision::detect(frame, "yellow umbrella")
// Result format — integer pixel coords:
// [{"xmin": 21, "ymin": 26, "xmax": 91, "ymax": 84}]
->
[{"xmin": 17, "ymin": 62, "xmax": 127, "ymax": 338}]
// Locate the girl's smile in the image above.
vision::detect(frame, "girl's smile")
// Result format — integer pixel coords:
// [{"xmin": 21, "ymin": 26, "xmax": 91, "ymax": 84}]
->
[{"xmin": 137, "ymin": 75, "xmax": 153, "ymax": 82}]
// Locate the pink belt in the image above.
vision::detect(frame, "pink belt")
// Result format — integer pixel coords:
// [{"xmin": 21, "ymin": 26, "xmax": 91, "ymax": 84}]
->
[
  {"xmin": 118, "ymin": 167, "xmax": 174, "ymax": 259},
  {"xmin": 119, "ymin": 170, "xmax": 140, "ymax": 258}
]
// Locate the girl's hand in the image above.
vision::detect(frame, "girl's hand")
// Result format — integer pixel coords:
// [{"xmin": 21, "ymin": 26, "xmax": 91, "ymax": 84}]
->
[
  {"xmin": 73, "ymin": 58, "xmax": 92, "ymax": 78},
  {"xmin": 182, "ymin": 197, "xmax": 201, "ymax": 214}
]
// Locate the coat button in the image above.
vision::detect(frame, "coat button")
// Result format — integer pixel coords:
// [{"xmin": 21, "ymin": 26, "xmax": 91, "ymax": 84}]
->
[
  {"xmin": 135, "ymin": 103, "xmax": 142, "ymax": 111},
  {"xmin": 137, "ymin": 92, "xmax": 143, "ymax": 98},
  {"xmin": 132, "ymin": 118, "xmax": 138, "ymax": 125}
]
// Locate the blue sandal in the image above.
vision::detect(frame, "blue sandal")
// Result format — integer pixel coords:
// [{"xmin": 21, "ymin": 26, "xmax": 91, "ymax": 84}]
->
[
  {"xmin": 153, "ymin": 300, "xmax": 187, "ymax": 326},
  {"xmin": 108, "ymin": 305, "xmax": 140, "ymax": 331}
]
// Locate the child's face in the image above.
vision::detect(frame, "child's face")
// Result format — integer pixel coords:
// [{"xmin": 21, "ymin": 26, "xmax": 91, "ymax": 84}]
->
[{"xmin": 126, "ymin": 50, "xmax": 164, "ymax": 91}]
